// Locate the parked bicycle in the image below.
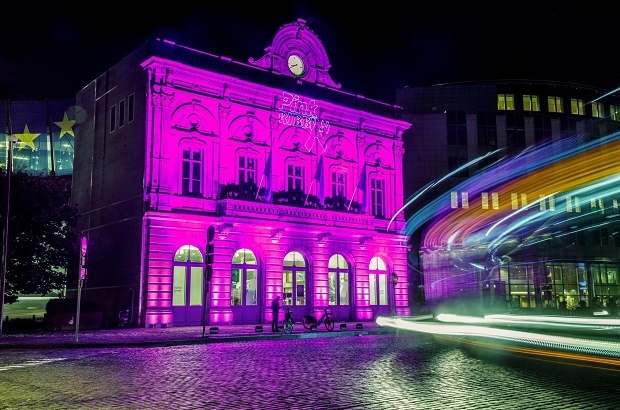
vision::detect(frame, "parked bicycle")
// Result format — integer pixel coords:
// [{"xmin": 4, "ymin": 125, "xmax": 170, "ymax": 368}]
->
[
  {"xmin": 302, "ymin": 307, "xmax": 335, "ymax": 331},
  {"xmin": 283, "ymin": 307, "xmax": 294, "ymax": 334}
]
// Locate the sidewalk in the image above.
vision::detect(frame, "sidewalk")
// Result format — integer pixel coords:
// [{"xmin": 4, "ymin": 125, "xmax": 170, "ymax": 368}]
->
[{"xmin": 0, "ymin": 320, "xmax": 396, "ymax": 349}]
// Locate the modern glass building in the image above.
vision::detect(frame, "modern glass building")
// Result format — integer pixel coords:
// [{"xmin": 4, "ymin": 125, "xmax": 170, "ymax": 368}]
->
[
  {"xmin": 398, "ymin": 81, "xmax": 620, "ymax": 313},
  {"xmin": 1, "ymin": 99, "xmax": 76, "ymax": 176}
]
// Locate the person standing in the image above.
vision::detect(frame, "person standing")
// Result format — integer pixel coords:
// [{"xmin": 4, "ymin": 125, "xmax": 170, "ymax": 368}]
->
[{"xmin": 271, "ymin": 295, "xmax": 281, "ymax": 332}]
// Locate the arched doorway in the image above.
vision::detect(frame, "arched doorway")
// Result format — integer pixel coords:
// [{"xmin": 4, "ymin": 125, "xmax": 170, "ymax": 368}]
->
[
  {"xmin": 328, "ymin": 254, "xmax": 351, "ymax": 321},
  {"xmin": 172, "ymin": 245, "xmax": 204, "ymax": 326},
  {"xmin": 369, "ymin": 256, "xmax": 390, "ymax": 318},
  {"xmin": 282, "ymin": 251, "xmax": 309, "ymax": 318},
  {"xmin": 230, "ymin": 248, "xmax": 260, "ymax": 324}
]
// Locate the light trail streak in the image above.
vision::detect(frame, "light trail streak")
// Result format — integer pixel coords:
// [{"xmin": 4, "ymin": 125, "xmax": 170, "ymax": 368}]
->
[
  {"xmin": 376, "ymin": 315, "xmax": 620, "ymax": 359},
  {"xmin": 437, "ymin": 334, "xmax": 620, "ymax": 371}
]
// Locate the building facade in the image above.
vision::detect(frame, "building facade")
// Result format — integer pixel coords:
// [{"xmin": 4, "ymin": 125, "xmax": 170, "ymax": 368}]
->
[
  {"xmin": 72, "ymin": 19, "xmax": 411, "ymax": 327},
  {"xmin": 398, "ymin": 81, "xmax": 620, "ymax": 312}
]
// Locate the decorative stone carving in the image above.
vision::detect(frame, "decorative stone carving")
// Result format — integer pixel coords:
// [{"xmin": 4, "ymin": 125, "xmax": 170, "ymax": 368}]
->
[
  {"xmin": 356, "ymin": 134, "xmax": 366, "ymax": 148},
  {"xmin": 219, "ymin": 104, "xmax": 231, "ymax": 120},
  {"xmin": 394, "ymin": 144, "xmax": 405, "ymax": 158}
]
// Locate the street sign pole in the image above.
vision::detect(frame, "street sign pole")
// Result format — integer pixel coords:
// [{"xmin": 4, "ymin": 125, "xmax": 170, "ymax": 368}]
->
[
  {"xmin": 75, "ymin": 236, "xmax": 87, "ymax": 343},
  {"xmin": 202, "ymin": 225, "xmax": 215, "ymax": 338}
]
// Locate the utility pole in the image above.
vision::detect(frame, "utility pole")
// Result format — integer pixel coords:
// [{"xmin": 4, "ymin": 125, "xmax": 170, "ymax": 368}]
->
[{"xmin": 0, "ymin": 134, "xmax": 17, "ymax": 338}]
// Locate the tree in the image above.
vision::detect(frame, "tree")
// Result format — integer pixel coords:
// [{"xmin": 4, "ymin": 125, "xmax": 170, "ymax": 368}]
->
[{"xmin": 0, "ymin": 169, "xmax": 79, "ymax": 304}]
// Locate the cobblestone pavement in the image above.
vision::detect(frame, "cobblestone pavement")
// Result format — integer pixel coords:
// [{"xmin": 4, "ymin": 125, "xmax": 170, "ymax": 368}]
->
[
  {"xmin": 1, "ymin": 332, "xmax": 619, "ymax": 410},
  {"xmin": 0, "ymin": 320, "xmax": 390, "ymax": 349}
]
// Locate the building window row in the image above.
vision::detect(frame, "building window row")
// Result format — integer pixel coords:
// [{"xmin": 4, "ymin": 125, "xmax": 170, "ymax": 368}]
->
[
  {"xmin": 110, "ymin": 93, "xmax": 135, "ymax": 132},
  {"xmin": 451, "ymin": 191, "xmax": 620, "ymax": 216},
  {"xmin": 497, "ymin": 93, "xmax": 616, "ymax": 119}
]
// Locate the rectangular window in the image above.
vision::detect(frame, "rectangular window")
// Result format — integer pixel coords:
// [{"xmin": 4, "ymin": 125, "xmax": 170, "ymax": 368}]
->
[
  {"xmin": 339, "ymin": 273, "xmax": 349, "ymax": 305},
  {"xmin": 534, "ymin": 114, "xmax": 552, "ymax": 144},
  {"xmin": 477, "ymin": 112, "xmax": 497, "ymax": 146},
  {"xmin": 182, "ymin": 147, "xmax": 203, "ymax": 196},
  {"xmin": 523, "ymin": 95, "xmax": 540, "ymax": 111},
  {"xmin": 172, "ymin": 267, "xmax": 186, "ymax": 306},
  {"xmin": 611, "ymin": 105, "xmax": 620, "ymax": 121},
  {"xmin": 189, "ymin": 267, "xmax": 203, "ymax": 306},
  {"xmin": 506, "ymin": 113, "xmax": 525, "ymax": 147},
  {"xmin": 547, "ymin": 96, "xmax": 563, "ymax": 113},
  {"xmin": 328, "ymin": 272, "xmax": 337, "ymax": 305},
  {"xmin": 592, "ymin": 102, "xmax": 604, "ymax": 118},
  {"xmin": 110, "ymin": 105, "xmax": 116, "ymax": 132},
  {"xmin": 447, "ymin": 111, "xmax": 467, "ymax": 145},
  {"xmin": 369, "ymin": 273, "xmax": 377, "ymax": 305},
  {"xmin": 498, "ymin": 94, "xmax": 515, "ymax": 110},
  {"xmin": 370, "ymin": 178, "xmax": 385, "ymax": 218},
  {"xmin": 448, "ymin": 156, "xmax": 469, "ymax": 178},
  {"xmin": 128, "ymin": 94, "xmax": 135, "ymax": 123},
  {"xmin": 118, "ymin": 99, "xmax": 125, "ymax": 128},
  {"xmin": 570, "ymin": 98, "xmax": 585, "ymax": 115},
  {"xmin": 287, "ymin": 164, "xmax": 303, "ymax": 190},
  {"xmin": 238, "ymin": 155, "xmax": 256, "ymax": 185},
  {"xmin": 331, "ymin": 171, "xmax": 347, "ymax": 197}
]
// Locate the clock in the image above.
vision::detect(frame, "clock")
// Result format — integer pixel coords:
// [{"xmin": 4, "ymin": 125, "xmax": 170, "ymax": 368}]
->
[{"xmin": 287, "ymin": 54, "xmax": 305, "ymax": 77}]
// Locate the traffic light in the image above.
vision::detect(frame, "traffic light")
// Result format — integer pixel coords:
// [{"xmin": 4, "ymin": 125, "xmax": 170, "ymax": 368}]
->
[{"xmin": 206, "ymin": 243, "xmax": 214, "ymax": 266}]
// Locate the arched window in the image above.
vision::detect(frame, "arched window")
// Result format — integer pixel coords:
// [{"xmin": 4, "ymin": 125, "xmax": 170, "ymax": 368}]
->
[
  {"xmin": 231, "ymin": 248, "xmax": 258, "ymax": 306},
  {"xmin": 172, "ymin": 245, "xmax": 204, "ymax": 326},
  {"xmin": 181, "ymin": 146, "xmax": 204, "ymax": 197},
  {"xmin": 369, "ymin": 256, "xmax": 388, "ymax": 306},
  {"xmin": 328, "ymin": 254, "xmax": 349, "ymax": 306},
  {"xmin": 283, "ymin": 251, "xmax": 307, "ymax": 306}
]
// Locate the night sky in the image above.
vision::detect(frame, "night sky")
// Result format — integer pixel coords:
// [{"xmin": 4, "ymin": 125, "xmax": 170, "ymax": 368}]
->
[{"xmin": 2, "ymin": 2, "xmax": 617, "ymax": 103}]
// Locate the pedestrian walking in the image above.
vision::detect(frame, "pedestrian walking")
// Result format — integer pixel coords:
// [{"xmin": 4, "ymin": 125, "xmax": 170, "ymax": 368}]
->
[{"xmin": 271, "ymin": 295, "xmax": 281, "ymax": 332}]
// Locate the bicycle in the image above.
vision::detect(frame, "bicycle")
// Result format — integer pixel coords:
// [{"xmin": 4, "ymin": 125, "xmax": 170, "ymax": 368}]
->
[
  {"xmin": 283, "ymin": 307, "xmax": 294, "ymax": 334},
  {"xmin": 302, "ymin": 307, "xmax": 335, "ymax": 331}
]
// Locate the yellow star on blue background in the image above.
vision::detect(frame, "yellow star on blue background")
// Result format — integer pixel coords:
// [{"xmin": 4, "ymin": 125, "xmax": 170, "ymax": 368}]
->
[
  {"xmin": 54, "ymin": 111, "xmax": 75, "ymax": 138},
  {"xmin": 15, "ymin": 124, "xmax": 41, "ymax": 151}
]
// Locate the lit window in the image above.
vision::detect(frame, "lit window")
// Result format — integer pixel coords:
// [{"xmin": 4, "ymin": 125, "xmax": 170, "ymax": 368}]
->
[
  {"xmin": 497, "ymin": 94, "xmax": 515, "ymax": 110},
  {"xmin": 182, "ymin": 147, "xmax": 203, "ymax": 196},
  {"xmin": 231, "ymin": 248, "xmax": 258, "ymax": 307},
  {"xmin": 547, "ymin": 96, "xmax": 563, "ymax": 113},
  {"xmin": 328, "ymin": 254, "xmax": 349, "ymax": 306},
  {"xmin": 523, "ymin": 95, "xmax": 540, "ymax": 111},
  {"xmin": 283, "ymin": 251, "xmax": 306, "ymax": 306},
  {"xmin": 368, "ymin": 256, "xmax": 388, "ymax": 306},
  {"xmin": 592, "ymin": 102, "xmax": 604, "ymax": 118},
  {"xmin": 287, "ymin": 164, "xmax": 303, "ymax": 190},
  {"xmin": 611, "ymin": 105, "xmax": 620, "ymax": 121},
  {"xmin": 370, "ymin": 177, "xmax": 385, "ymax": 218},
  {"xmin": 331, "ymin": 171, "xmax": 347, "ymax": 197},
  {"xmin": 570, "ymin": 98, "xmax": 585, "ymax": 115}
]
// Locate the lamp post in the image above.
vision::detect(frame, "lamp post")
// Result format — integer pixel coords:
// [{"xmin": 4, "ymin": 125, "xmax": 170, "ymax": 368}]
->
[
  {"xmin": 0, "ymin": 135, "xmax": 17, "ymax": 338},
  {"xmin": 391, "ymin": 272, "xmax": 398, "ymax": 316}
]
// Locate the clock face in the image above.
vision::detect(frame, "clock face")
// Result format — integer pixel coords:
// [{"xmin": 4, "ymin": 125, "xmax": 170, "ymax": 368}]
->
[{"xmin": 287, "ymin": 54, "xmax": 305, "ymax": 77}]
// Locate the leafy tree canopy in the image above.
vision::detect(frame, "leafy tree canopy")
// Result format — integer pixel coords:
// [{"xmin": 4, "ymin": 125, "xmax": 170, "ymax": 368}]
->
[{"xmin": 0, "ymin": 169, "xmax": 79, "ymax": 304}]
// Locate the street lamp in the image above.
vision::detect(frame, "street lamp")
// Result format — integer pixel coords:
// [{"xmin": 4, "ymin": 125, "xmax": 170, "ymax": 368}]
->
[{"xmin": 0, "ymin": 135, "xmax": 17, "ymax": 338}]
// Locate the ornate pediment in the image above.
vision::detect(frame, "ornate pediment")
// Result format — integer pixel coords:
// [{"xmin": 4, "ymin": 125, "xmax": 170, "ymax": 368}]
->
[{"xmin": 249, "ymin": 18, "xmax": 341, "ymax": 90}]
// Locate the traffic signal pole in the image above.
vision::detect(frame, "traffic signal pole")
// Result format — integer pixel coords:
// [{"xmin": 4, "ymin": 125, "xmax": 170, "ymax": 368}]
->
[{"xmin": 202, "ymin": 225, "xmax": 215, "ymax": 338}]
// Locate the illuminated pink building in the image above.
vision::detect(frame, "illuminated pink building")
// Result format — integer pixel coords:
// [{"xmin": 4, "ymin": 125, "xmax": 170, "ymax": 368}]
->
[{"xmin": 72, "ymin": 19, "xmax": 411, "ymax": 327}]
